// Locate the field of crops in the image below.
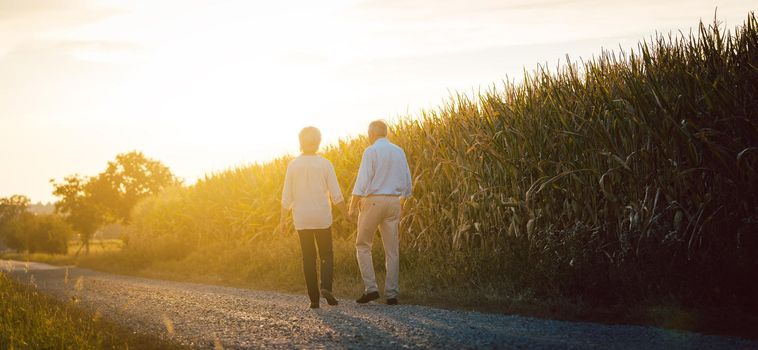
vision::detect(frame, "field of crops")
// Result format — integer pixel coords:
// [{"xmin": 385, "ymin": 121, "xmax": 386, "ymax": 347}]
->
[{"xmin": 108, "ymin": 14, "xmax": 757, "ymax": 310}]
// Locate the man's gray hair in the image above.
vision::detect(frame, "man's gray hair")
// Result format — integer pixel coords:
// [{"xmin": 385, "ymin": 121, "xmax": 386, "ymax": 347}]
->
[
  {"xmin": 299, "ymin": 126, "xmax": 321, "ymax": 154},
  {"xmin": 368, "ymin": 120, "xmax": 388, "ymax": 137}
]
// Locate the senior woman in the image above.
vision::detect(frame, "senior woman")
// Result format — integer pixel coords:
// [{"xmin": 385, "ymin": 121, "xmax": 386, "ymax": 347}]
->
[{"xmin": 278, "ymin": 126, "xmax": 351, "ymax": 309}]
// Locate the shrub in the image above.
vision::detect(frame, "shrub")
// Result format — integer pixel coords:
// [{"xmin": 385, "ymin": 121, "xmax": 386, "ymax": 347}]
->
[{"xmin": 0, "ymin": 213, "xmax": 74, "ymax": 255}]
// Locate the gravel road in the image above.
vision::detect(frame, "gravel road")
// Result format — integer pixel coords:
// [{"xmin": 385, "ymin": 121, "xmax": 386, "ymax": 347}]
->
[{"xmin": 2, "ymin": 260, "xmax": 757, "ymax": 350}]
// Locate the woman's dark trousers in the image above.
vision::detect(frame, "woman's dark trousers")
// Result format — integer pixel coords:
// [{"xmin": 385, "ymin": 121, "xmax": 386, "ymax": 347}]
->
[{"xmin": 297, "ymin": 227, "xmax": 334, "ymax": 303}]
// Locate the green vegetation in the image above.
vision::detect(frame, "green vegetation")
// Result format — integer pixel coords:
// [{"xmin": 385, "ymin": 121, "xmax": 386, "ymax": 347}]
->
[
  {"xmin": 1, "ymin": 151, "xmax": 174, "ymax": 258},
  {"xmin": 50, "ymin": 151, "xmax": 178, "ymax": 255},
  {"xmin": 0, "ymin": 272, "xmax": 185, "ymax": 350},
  {"xmin": 1, "ymin": 239, "xmax": 123, "ymax": 267},
  {"xmin": 1, "ymin": 195, "xmax": 74, "ymax": 254}
]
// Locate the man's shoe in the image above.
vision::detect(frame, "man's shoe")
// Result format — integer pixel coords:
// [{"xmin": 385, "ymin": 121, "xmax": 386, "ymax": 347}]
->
[
  {"xmin": 321, "ymin": 289, "xmax": 339, "ymax": 306},
  {"xmin": 386, "ymin": 298, "xmax": 399, "ymax": 305},
  {"xmin": 356, "ymin": 291, "xmax": 380, "ymax": 304},
  {"xmin": 310, "ymin": 302, "xmax": 320, "ymax": 309}
]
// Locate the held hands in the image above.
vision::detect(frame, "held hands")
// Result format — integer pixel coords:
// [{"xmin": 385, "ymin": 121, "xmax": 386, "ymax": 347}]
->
[
  {"xmin": 345, "ymin": 210, "xmax": 357, "ymax": 224},
  {"xmin": 275, "ymin": 219, "xmax": 290, "ymax": 235},
  {"xmin": 337, "ymin": 201, "xmax": 356, "ymax": 225},
  {"xmin": 347, "ymin": 196, "xmax": 362, "ymax": 224}
]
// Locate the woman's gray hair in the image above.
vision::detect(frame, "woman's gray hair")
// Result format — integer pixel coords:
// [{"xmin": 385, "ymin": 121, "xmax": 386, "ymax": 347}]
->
[{"xmin": 299, "ymin": 126, "xmax": 321, "ymax": 154}]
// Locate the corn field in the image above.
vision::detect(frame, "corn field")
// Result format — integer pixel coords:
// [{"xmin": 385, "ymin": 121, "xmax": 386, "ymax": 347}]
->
[{"xmin": 121, "ymin": 14, "xmax": 758, "ymax": 309}]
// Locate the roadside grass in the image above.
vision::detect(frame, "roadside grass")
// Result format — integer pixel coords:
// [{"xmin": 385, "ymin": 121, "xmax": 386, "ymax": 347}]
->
[
  {"xmin": 7, "ymin": 237, "xmax": 757, "ymax": 340},
  {"xmin": 0, "ymin": 239, "xmax": 123, "ymax": 266},
  {"xmin": 0, "ymin": 272, "xmax": 186, "ymax": 350}
]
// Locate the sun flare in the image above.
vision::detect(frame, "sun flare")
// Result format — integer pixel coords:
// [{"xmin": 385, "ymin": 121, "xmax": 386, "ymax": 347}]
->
[{"xmin": 0, "ymin": 0, "xmax": 754, "ymax": 202}]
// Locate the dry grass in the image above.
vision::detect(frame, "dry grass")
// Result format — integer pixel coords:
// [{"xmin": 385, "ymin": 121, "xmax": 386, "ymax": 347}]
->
[
  {"xmin": 0, "ymin": 239, "xmax": 123, "ymax": 267},
  {"xmin": 0, "ymin": 272, "xmax": 186, "ymax": 350}
]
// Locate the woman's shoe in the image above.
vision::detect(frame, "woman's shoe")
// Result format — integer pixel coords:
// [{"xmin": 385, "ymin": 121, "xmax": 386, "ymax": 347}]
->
[{"xmin": 321, "ymin": 289, "xmax": 339, "ymax": 306}]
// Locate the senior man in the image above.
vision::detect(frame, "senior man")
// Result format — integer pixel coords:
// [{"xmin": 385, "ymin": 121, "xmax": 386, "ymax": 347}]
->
[{"xmin": 349, "ymin": 120, "xmax": 412, "ymax": 305}]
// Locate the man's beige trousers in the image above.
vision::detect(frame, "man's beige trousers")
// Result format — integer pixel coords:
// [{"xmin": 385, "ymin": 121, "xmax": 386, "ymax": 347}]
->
[{"xmin": 356, "ymin": 196, "xmax": 400, "ymax": 299}]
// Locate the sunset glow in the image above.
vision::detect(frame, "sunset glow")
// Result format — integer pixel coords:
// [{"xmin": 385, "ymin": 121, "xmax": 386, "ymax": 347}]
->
[{"xmin": 1, "ymin": 0, "xmax": 754, "ymax": 202}]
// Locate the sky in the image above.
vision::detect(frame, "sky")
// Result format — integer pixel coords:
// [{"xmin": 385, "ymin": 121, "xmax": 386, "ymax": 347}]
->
[{"xmin": 0, "ymin": 0, "xmax": 754, "ymax": 203}]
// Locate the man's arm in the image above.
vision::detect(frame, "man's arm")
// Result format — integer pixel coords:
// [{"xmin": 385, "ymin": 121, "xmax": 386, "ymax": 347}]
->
[
  {"xmin": 399, "ymin": 150, "xmax": 412, "ymax": 219},
  {"xmin": 401, "ymin": 151, "xmax": 413, "ymax": 199}
]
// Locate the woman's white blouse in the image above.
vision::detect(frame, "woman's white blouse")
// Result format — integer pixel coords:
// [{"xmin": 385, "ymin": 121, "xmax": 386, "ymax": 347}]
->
[{"xmin": 281, "ymin": 155, "xmax": 344, "ymax": 230}]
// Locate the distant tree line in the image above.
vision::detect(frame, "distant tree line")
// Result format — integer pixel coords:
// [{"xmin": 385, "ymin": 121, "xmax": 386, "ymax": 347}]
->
[
  {"xmin": 0, "ymin": 195, "xmax": 72, "ymax": 254},
  {"xmin": 28, "ymin": 202, "xmax": 55, "ymax": 215},
  {"xmin": 0, "ymin": 151, "xmax": 177, "ymax": 255}
]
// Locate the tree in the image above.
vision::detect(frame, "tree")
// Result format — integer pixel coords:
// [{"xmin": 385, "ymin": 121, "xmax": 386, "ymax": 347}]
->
[
  {"xmin": 0, "ymin": 195, "xmax": 31, "ymax": 249},
  {"xmin": 0, "ymin": 195, "xmax": 30, "ymax": 221},
  {"xmin": 51, "ymin": 175, "xmax": 106, "ymax": 255},
  {"xmin": 98, "ymin": 151, "xmax": 179, "ymax": 223},
  {"xmin": 28, "ymin": 214, "xmax": 74, "ymax": 254},
  {"xmin": 0, "ymin": 195, "xmax": 73, "ymax": 254},
  {"xmin": 51, "ymin": 151, "xmax": 178, "ymax": 254}
]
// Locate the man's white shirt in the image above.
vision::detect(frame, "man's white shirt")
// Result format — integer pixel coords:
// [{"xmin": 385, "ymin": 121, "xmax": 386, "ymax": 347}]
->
[{"xmin": 352, "ymin": 138, "xmax": 412, "ymax": 198}]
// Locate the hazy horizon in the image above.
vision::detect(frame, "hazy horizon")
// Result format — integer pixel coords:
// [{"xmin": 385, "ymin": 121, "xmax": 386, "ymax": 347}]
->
[{"xmin": 1, "ymin": 0, "xmax": 755, "ymax": 202}]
